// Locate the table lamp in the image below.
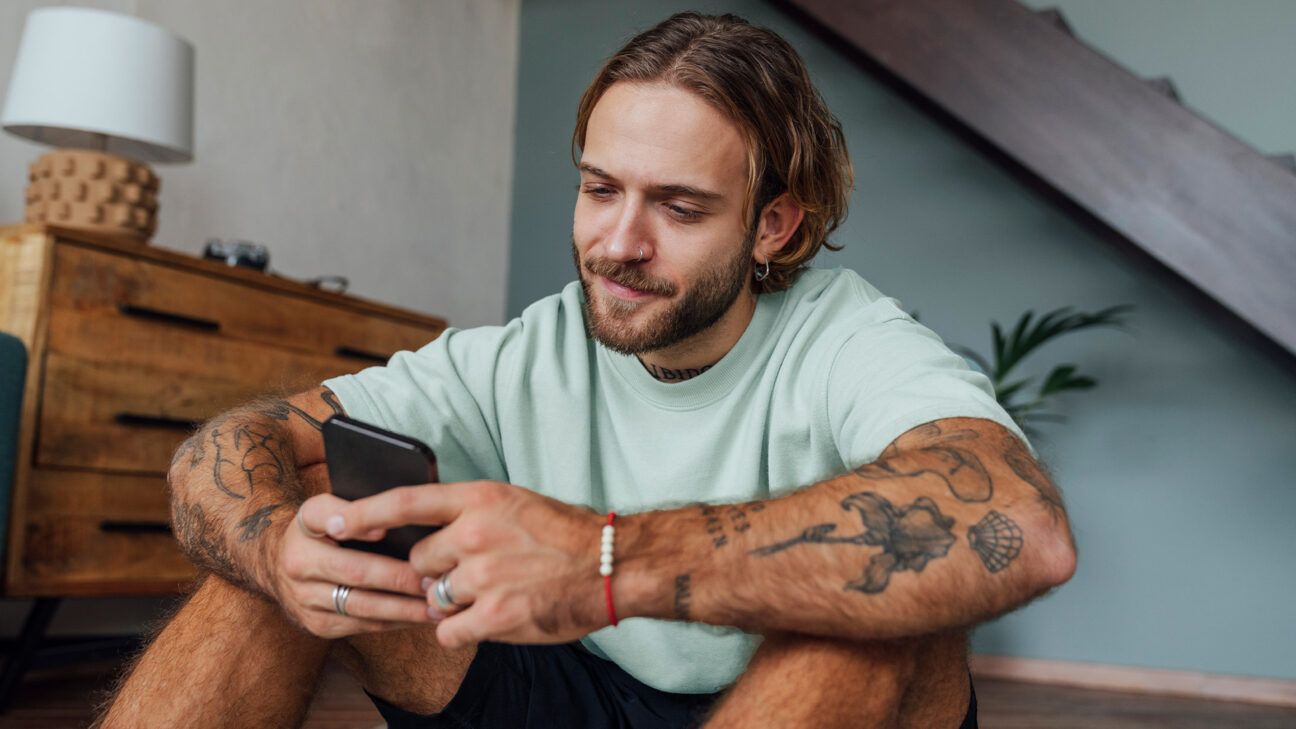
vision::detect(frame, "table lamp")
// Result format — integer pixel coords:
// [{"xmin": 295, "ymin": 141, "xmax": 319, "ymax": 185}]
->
[{"xmin": 1, "ymin": 7, "xmax": 194, "ymax": 243}]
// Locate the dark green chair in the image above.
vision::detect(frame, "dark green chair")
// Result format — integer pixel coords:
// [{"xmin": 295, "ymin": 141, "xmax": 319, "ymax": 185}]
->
[{"xmin": 0, "ymin": 331, "xmax": 142, "ymax": 711}]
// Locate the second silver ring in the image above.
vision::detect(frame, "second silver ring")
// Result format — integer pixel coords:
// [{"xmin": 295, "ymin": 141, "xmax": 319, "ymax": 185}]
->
[
  {"xmin": 434, "ymin": 573, "xmax": 462, "ymax": 610},
  {"xmin": 332, "ymin": 584, "xmax": 352, "ymax": 617}
]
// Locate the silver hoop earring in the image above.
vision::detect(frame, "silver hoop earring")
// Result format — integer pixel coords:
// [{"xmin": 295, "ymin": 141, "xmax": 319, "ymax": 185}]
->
[{"xmin": 755, "ymin": 260, "xmax": 771, "ymax": 282}]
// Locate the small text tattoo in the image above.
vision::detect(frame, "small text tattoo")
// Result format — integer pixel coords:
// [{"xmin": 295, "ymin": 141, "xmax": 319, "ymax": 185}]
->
[
  {"xmin": 236, "ymin": 503, "xmax": 284, "ymax": 542},
  {"xmin": 643, "ymin": 362, "xmax": 714, "ymax": 382},
  {"xmin": 673, "ymin": 574, "xmax": 693, "ymax": 621},
  {"xmin": 854, "ymin": 424, "xmax": 993, "ymax": 503},
  {"xmin": 968, "ymin": 510, "xmax": 1023, "ymax": 573},
  {"xmin": 752, "ymin": 492, "xmax": 956, "ymax": 594},
  {"xmin": 700, "ymin": 502, "xmax": 765, "ymax": 549}
]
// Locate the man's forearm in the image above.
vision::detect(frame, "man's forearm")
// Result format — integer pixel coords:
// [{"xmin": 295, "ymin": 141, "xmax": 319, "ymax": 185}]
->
[
  {"xmin": 168, "ymin": 393, "xmax": 340, "ymax": 596},
  {"xmin": 618, "ymin": 418, "xmax": 1076, "ymax": 640}
]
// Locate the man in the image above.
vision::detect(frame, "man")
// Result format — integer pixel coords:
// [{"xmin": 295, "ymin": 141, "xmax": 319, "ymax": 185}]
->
[{"xmin": 98, "ymin": 12, "xmax": 1074, "ymax": 729}]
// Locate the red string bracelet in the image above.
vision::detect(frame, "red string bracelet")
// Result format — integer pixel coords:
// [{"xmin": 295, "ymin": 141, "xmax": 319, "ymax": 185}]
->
[{"xmin": 600, "ymin": 512, "xmax": 618, "ymax": 627}]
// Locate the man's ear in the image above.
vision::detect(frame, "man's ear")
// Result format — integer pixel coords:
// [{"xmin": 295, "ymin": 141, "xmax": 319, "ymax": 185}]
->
[{"xmin": 754, "ymin": 193, "xmax": 806, "ymax": 262}]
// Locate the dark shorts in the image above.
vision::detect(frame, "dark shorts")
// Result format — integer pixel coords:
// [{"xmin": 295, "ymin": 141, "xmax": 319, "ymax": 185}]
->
[{"xmin": 369, "ymin": 641, "xmax": 978, "ymax": 729}]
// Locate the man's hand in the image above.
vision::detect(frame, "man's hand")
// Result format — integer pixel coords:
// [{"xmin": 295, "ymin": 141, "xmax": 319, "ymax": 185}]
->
[
  {"xmin": 278, "ymin": 494, "xmax": 432, "ymax": 638},
  {"xmin": 323, "ymin": 481, "xmax": 610, "ymax": 649}
]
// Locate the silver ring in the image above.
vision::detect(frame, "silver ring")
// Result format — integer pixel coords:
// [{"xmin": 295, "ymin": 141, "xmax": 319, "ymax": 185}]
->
[
  {"xmin": 332, "ymin": 584, "xmax": 352, "ymax": 617},
  {"xmin": 434, "ymin": 573, "xmax": 461, "ymax": 610}
]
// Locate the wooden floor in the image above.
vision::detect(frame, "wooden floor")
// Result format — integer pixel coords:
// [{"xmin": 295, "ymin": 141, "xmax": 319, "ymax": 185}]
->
[{"xmin": 3, "ymin": 659, "xmax": 1295, "ymax": 728}]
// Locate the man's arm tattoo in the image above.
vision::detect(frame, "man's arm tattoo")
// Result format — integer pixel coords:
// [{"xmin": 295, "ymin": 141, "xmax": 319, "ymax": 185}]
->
[
  {"xmin": 673, "ymin": 574, "xmax": 693, "ymax": 620},
  {"xmin": 236, "ymin": 503, "xmax": 286, "ymax": 543},
  {"xmin": 968, "ymin": 510, "xmax": 1023, "ymax": 573},
  {"xmin": 258, "ymin": 388, "xmax": 346, "ymax": 432},
  {"xmin": 210, "ymin": 424, "xmax": 289, "ymax": 500},
  {"xmin": 854, "ymin": 423, "xmax": 993, "ymax": 503},
  {"xmin": 173, "ymin": 501, "xmax": 235, "ymax": 577},
  {"xmin": 1003, "ymin": 439, "xmax": 1066, "ymax": 523},
  {"xmin": 751, "ymin": 492, "xmax": 957, "ymax": 594},
  {"xmin": 700, "ymin": 502, "xmax": 765, "ymax": 550}
]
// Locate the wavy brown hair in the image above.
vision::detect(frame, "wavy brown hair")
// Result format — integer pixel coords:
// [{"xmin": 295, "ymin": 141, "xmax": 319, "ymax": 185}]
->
[{"xmin": 572, "ymin": 12, "xmax": 854, "ymax": 293}]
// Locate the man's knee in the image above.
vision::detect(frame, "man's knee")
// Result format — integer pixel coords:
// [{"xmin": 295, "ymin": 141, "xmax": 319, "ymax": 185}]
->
[
  {"xmin": 333, "ymin": 626, "xmax": 476, "ymax": 716},
  {"xmin": 707, "ymin": 632, "xmax": 967, "ymax": 729}
]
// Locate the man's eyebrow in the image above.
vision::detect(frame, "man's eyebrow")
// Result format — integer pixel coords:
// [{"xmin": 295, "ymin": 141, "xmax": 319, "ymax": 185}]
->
[
  {"xmin": 578, "ymin": 163, "xmax": 723, "ymax": 201},
  {"xmin": 654, "ymin": 183, "xmax": 722, "ymax": 201}
]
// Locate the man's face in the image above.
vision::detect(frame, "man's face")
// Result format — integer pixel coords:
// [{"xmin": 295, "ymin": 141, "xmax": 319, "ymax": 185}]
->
[{"xmin": 572, "ymin": 82, "xmax": 754, "ymax": 355}]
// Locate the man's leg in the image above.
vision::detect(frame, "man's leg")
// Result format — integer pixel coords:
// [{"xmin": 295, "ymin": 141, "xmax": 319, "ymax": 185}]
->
[
  {"xmin": 95, "ymin": 575, "xmax": 476, "ymax": 728},
  {"xmin": 94, "ymin": 576, "xmax": 331, "ymax": 728},
  {"xmin": 704, "ymin": 630, "xmax": 971, "ymax": 729}
]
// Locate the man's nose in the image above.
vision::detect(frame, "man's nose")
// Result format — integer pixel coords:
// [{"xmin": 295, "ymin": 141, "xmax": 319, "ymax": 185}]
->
[{"xmin": 604, "ymin": 204, "xmax": 651, "ymax": 263}]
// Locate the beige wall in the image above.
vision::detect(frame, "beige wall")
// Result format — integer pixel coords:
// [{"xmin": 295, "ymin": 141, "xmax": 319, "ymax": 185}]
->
[
  {"xmin": 0, "ymin": 0, "xmax": 519, "ymax": 635},
  {"xmin": 1, "ymin": 0, "xmax": 519, "ymax": 329}
]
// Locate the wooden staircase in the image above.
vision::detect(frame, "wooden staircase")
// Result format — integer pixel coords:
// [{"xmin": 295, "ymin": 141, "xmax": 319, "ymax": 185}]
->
[{"xmin": 781, "ymin": 0, "xmax": 1296, "ymax": 357}]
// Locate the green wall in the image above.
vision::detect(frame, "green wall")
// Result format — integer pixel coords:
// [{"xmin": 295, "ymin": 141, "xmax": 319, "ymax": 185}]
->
[{"xmin": 507, "ymin": 1, "xmax": 1296, "ymax": 680}]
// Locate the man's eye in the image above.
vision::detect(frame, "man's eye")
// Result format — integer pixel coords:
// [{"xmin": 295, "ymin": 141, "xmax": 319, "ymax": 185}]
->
[
  {"xmin": 666, "ymin": 203, "xmax": 703, "ymax": 222},
  {"xmin": 583, "ymin": 186, "xmax": 615, "ymax": 199}
]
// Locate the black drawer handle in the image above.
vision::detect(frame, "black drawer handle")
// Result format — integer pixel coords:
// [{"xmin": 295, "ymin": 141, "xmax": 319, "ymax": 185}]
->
[
  {"xmin": 99, "ymin": 521, "xmax": 173, "ymax": 535},
  {"xmin": 119, "ymin": 304, "xmax": 220, "ymax": 332},
  {"xmin": 114, "ymin": 413, "xmax": 199, "ymax": 431},
  {"xmin": 335, "ymin": 345, "xmax": 391, "ymax": 364}
]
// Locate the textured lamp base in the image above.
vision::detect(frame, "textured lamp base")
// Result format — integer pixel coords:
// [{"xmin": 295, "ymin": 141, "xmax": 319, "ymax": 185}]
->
[{"xmin": 24, "ymin": 149, "xmax": 160, "ymax": 242}]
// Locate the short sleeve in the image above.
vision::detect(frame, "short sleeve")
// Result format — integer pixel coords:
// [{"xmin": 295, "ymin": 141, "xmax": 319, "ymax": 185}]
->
[
  {"xmin": 827, "ymin": 313, "xmax": 1028, "ymax": 469},
  {"xmin": 322, "ymin": 326, "xmax": 516, "ymax": 484}
]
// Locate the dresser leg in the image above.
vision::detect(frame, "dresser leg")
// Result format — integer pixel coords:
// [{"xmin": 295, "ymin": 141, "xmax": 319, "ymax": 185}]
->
[{"xmin": 0, "ymin": 597, "xmax": 60, "ymax": 713}]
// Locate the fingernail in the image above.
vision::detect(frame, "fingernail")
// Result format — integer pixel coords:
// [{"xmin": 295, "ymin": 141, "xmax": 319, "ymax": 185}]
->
[
  {"xmin": 421, "ymin": 576, "xmax": 433, "ymax": 592},
  {"xmin": 326, "ymin": 515, "xmax": 345, "ymax": 537}
]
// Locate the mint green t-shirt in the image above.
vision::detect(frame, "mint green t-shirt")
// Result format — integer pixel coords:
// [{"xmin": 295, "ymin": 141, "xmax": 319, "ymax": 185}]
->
[{"xmin": 323, "ymin": 267, "xmax": 1024, "ymax": 694}]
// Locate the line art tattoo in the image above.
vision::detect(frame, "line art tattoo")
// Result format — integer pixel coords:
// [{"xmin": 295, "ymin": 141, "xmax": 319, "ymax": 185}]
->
[
  {"xmin": 236, "ymin": 503, "xmax": 284, "ymax": 542},
  {"xmin": 752, "ymin": 492, "xmax": 956, "ymax": 594},
  {"xmin": 968, "ymin": 511, "xmax": 1023, "ymax": 573},
  {"xmin": 854, "ymin": 424, "xmax": 993, "ymax": 503},
  {"xmin": 1003, "ymin": 440, "xmax": 1065, "ymax": 523},
  {"xmin": 258, "ymin": 389, "xmax": 345, "ymax": 432},
  {"xmin": 211, "ymin": 424, "xmax": 288, "ymax": 500}
]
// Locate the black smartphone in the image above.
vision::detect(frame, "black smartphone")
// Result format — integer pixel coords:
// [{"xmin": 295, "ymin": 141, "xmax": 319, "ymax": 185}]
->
[{"xmin": 322, "ymin": 414, "xmax": 439, "ymax": 559}]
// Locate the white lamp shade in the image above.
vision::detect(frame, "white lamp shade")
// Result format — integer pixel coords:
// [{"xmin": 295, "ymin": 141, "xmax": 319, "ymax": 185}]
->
[{"xmin": 1, "ymin": 7, "xmax": 194, "ymax": 163}]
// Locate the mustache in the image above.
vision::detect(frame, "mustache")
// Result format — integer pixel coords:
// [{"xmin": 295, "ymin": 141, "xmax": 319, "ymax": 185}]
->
[{"xmin": 584, "ymin": 256, "xmax": 676, "ymax": 297}]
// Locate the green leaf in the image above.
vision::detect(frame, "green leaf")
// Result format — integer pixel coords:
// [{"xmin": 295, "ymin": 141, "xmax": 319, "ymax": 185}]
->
[
  {"xmin": 995, "ymin": 378, "xmax": 1033, "ymax": 406},
  {"xmin": 991, "ymin": 322, "xmax": 1006, "ymax": 377},
  {"xmin": 1039, "ymin": 364, "xmax": 1098, "ymax": 397},
  {"xmin": 953, "ymin": 346, "xmax": 991, "ymax": 375}
]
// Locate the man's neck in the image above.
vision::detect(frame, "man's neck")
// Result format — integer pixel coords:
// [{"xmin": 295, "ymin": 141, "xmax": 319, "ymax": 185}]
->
[{"xmin": 636, "ymin": 292, "xmax": 757, "ymax": 384}]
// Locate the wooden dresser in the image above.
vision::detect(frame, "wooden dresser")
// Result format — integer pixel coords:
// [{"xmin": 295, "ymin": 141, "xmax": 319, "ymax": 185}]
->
[{"xmin": 0, "ymin": 224, "xmax": 446, "ymax": 597}]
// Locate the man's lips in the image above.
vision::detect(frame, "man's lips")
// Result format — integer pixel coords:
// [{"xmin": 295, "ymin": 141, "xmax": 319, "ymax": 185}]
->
[{"xmin": 600, "ymin": 275, "xmax": 655, "ymax": 300}]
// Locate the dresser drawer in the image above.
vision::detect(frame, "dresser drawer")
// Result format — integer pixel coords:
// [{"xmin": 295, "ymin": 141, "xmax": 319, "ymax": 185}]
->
[
  {"xmin": 9, "ymin": 469, "xmax": 194, "ymax": 595},
  {"xmin": 37, "ymin": 318, "xmax": 367, "ymax": 473},
  {"xmin": 50, "ymin": 243, "xmax": 439, "ymax": 363}
]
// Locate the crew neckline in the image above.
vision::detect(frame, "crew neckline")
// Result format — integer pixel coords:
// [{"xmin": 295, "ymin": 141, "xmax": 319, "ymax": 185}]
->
[{"xmin": 598, "ymin": 289, "xmax": 787, "ymax": 410}]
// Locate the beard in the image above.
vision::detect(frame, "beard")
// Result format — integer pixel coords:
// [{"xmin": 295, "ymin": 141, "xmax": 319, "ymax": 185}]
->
[{"xmin": 573, "ymin": 230, "xmax": 755, "ymax": 355}]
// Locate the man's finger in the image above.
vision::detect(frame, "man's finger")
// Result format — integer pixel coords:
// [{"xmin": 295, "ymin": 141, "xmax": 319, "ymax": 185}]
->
[
  {"xmin": 326, "ymin": 482, "xmax": 478, "ymax": 538},
  {"xmin": 408, "ymin": 524, "xmax": 464, "ymax": 578},
  {"xmin": 436, "ymin": 606, "xmax": 492, "ymax": 650},
  {"xmin": 299, "ymin": 493, "xmax": 351, "ymax": 539},
  {"xmin": 300, "ymin": 541, "xmax": 425, "ymax": 597},
  {"xmin": 311, "ymin": 584, "xmax": 431, "ymax": 624}
]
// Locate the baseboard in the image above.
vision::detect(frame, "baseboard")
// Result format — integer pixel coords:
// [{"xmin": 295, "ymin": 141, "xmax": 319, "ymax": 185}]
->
[{"xmin": 970, "ymin": 654, "xmax": 1296, "ymax": 708}]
